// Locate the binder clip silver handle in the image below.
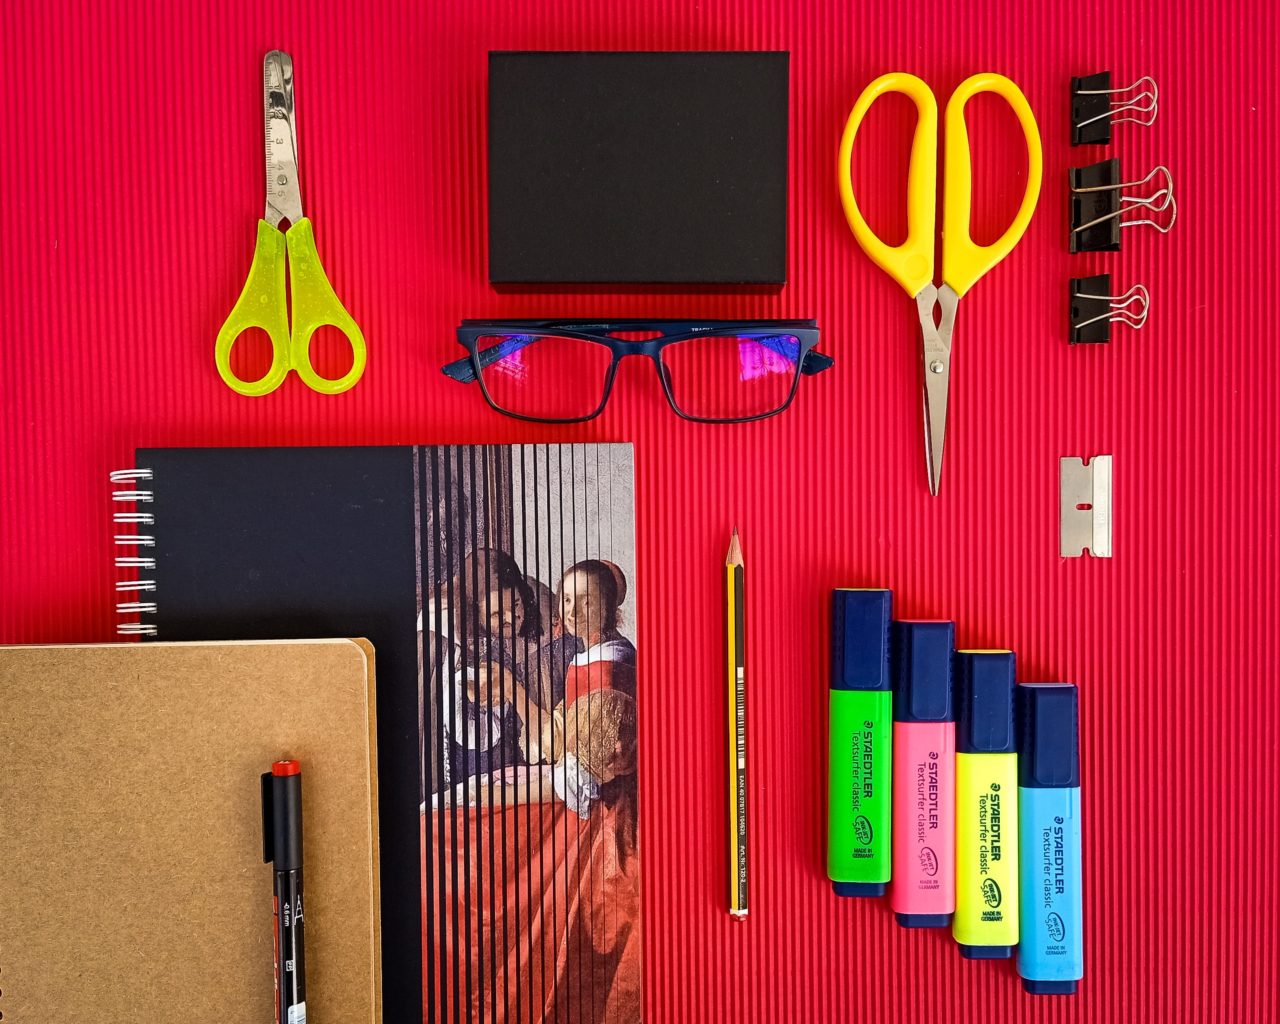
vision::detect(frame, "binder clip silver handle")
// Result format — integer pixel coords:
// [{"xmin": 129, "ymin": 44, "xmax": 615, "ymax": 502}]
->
[
  {"xmin": 1070, "ymin": 275, "xmax": 1150, "ymax": 343},
  {"xmin": 1072, "ymin": 73, "xmax": 1158, "ymax": 145}
]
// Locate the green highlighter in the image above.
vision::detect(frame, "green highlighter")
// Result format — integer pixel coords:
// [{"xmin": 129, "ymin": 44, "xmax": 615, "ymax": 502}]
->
[{"xmin": 828, "ymin": 588, "xmax": 894, "ymax": 896}]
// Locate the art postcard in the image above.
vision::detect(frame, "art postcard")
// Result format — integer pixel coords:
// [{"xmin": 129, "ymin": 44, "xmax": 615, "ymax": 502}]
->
[{"xmin": 418, "ymin": 443, "xmax": 640, "ymax": 1023}]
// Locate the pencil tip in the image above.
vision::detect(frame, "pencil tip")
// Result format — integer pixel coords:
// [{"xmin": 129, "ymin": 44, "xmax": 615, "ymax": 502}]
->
[{"xmin": 726, "ymin": 527, "xmax": 743, "ymax": 565}]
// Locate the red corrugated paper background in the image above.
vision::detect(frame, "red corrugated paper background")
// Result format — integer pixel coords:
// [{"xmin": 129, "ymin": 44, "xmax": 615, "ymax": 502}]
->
[{"xmin": 2, "ymin": 1, "xmax": 1277, "ymax": 1021}]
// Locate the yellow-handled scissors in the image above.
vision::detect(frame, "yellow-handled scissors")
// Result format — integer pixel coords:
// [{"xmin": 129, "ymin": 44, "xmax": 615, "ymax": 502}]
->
[
  {"xmin": 216, "ymin": 51, "xmax": 366, "ymax": 396},
  {"xmin": 839, "ymin": 73, "xmax": 1042, "ymax": 495}
]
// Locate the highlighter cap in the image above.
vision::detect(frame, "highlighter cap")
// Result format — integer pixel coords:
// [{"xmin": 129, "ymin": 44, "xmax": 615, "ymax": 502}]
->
[
  {"xmin": 891, "ymin": 620, "xmax": 954, "ymax": 723},
  {"xmin": 1024, "ymin": 979, "xmax": 1079, "ymax": 995},
  {"xmin": 832, "ymin": 880, "xmax": 886, "ymax": 897},
  {"xmin": 954, "ymin": 650, "xmax": 1016, "ymax": 754},
  {"xmin": 1018, "ymin": 683, "xmax": 1080, "ymax": 788},
  {"xmin": 831, "ymin": 589, "xmax": 892, "ymax": 692}
]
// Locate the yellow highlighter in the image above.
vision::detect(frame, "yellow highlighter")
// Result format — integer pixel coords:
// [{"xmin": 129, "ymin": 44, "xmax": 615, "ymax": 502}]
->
[{"xmin": 953, "ymin": 650, "xmax": 1020, "ymax": 958}]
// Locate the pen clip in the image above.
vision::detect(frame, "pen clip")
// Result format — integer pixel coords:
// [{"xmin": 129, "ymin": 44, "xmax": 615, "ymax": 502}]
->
[{"xmin": 261, "ymin": 771, "xmax": 275, "ymax": 864}]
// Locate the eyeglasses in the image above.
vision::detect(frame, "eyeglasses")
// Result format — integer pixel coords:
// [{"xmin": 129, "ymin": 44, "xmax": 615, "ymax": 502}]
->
[{"xmin": 441, "ymin": 319, "xmax": 832, "ymax": 424}]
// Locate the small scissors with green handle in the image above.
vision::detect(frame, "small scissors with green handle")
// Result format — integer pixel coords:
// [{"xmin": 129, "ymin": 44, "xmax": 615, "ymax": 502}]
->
[{"xmin": 216, "ymin": 51, "xmax": 366, "ymax": 396}]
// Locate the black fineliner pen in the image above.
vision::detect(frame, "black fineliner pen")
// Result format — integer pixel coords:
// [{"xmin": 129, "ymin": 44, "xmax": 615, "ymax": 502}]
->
[{"xmin": 263, "ymin": 759, "xmax": 307, "ymax": 1024}]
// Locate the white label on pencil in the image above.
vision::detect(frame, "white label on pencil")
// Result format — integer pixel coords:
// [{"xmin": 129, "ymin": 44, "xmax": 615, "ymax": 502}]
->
[{"xmin": 288, "ymin": 1002, "xmax": 307, "ymax": 1024}]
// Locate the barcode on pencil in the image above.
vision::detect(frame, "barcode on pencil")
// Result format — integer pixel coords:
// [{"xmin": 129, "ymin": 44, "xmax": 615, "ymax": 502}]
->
[{"xmin": 735, "ymin": 669, "xmax": 746, "ymax": 760}]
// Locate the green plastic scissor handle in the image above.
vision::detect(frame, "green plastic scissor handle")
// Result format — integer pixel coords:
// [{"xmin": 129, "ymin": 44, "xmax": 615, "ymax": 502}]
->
[
  {"xmin": 284, "ymin": 218, "xmax": 366, "ymax": 394},
  {"xmin": 215, "ymin": 217, "xmax": 366, "ymax": 396},
  {"xmin": 216, "ymin": 220, "xmax": 290, "ymax": 396}
]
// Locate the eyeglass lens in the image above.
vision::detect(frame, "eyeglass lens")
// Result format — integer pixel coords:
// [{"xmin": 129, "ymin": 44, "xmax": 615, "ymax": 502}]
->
[
  {"xmin": 477, "ymin": 333, "xmax": 613, "ymax": 420},
  {"xmin": 661, "ymin": 333, "xmax": 801, "ymax": 420}
]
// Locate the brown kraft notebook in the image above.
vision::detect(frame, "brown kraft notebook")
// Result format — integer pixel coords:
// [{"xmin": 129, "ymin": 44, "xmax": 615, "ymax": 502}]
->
[{"xmin": 0, "ymin": 639, "xmax": 381, "ymax": 1023}]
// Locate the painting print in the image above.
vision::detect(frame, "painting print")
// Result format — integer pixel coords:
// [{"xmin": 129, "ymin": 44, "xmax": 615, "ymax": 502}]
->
[{"xmin": 417, "ymin": 444, "xmax": 640, "ymax": 1023}]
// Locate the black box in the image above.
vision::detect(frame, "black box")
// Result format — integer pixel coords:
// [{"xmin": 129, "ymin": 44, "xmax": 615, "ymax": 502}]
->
[{"xmin": 488, "ymin": 51, "xmax": 789, "ymax": 286}]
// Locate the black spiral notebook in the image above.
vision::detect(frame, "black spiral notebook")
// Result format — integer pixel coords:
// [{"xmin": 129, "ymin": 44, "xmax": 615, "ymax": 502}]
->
[{"xmin": 116, "ymin": 444, "xmax": 640, "ymax": 1024}]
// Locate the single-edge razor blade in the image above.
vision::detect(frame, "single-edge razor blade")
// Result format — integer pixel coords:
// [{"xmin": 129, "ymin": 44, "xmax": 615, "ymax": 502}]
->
[{"xmin": 1060, "ymin": 456, "xmax": 1112, "ymax": 558}]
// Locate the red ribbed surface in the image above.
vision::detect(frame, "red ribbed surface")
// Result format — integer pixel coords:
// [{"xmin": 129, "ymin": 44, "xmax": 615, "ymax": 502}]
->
[{"xmin": 2, "ymin": 1, "xmax": 1277, "ymax": 1021}]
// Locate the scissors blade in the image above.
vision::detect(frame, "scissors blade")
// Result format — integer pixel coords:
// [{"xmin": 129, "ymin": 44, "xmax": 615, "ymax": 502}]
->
[
  {"xmin": 916, "ymin": 285, "xmax": 958, "ymax": 496},
  {"xmin": 263, "ymin": 50, "xmax": 303, "ymax": 227}
]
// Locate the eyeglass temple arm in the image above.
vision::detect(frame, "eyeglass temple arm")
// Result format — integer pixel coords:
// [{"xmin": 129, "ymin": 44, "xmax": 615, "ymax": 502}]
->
[
  {"xmin": 442, "ymin": 334, "xmax": 548, "ymax": 383},
  {"xmin": 802, "ymin": 350, "xmax": 835, "ymax": 375},
  {"xmin": 441, "ymin": 355, "xmax": 476, "ymax": 382},
  {"xmin": 751, "ymin": 336, "xmax": 834, "ymax": 375}
]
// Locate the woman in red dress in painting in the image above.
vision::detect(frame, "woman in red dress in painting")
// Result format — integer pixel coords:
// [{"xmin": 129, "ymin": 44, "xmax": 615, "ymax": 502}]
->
[{"xmin": 424, "ymin": 558, "xmax": 640, "ymax": 1024}]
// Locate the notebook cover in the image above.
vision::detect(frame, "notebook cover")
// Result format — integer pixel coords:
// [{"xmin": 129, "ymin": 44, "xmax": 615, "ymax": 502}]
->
[
  {"xmin": 138, "ymin": 443, "xmax": 639, "ymax": 1023},
  {"xmin": 488, "ymin": 51, "xmax": 789, "ymax": 284},
  {"xmin": 140, "ymin": 444, "xmax": 423, "ymax": 1018},
  {"xmin": 0, "ymin": 640, "xmax": 381, "ymax": 1024}
]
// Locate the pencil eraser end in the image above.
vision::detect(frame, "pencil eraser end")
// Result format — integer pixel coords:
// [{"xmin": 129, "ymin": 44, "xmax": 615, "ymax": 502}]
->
[
  {"xmin": 272, "ymin": 759, "xmax": 301, "ymax": 777},
  {"xmin": 1022, "ymin": 979, "xmax": 1079, "ymax": 995},
  {"xmin": 832, "ymin": 881, "xmax": 885, "ymax": 897},
  {"xmin": 895, "ymin": 912, "xmax": 951, "ymax": 928},
  {"xmin": 958, "ymin": 943, "xmax": 1013, "ymax": 960}
]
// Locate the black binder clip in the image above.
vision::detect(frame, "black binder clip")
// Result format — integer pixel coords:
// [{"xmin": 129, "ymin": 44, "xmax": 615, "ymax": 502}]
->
[
  {"xmin": 1069, "ymin": 275, "xmax": 1150, "ymax": 344},
  {"xmin": 1069, "ymin": 159, "xmax": 1176, "ymax": 253},
  {"xmin": 1071, "ymin": 73, "xmax": 1158, "ymax": 146}
]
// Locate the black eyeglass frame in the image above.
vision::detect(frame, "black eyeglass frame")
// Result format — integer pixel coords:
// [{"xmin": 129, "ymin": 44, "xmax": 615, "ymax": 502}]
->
[{"xmin": 442, "ymin": 319, "xmax": 832, "ymax": 425}]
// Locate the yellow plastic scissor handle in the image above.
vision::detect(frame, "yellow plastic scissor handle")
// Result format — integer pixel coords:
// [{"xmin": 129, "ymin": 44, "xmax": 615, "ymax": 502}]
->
[
  {"xmin": 838, "ymin": 72, "xmax": 938, "ymax": 298},
  {"xmin": 941, "ymin": 73, "xmax": 1043, "ymax": 298},
  {"xmin": 215, "ymin": 219, "xmax": 291, "ymax": 397},
  {"xmin": 284, "ymin": 218, "xmax": 366, "ymax": 395}
]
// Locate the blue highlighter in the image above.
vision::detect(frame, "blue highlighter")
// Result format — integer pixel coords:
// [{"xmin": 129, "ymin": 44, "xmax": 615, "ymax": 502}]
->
[{"xmin": 1016, "ymin": 683, "xmax": 1083, "ymax": 995}]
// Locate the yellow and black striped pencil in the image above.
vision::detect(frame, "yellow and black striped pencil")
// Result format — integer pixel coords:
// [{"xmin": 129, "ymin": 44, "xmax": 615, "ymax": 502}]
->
[{"xmin": 726, "ymin": 527, "xmax": 748, "ymax": 918}]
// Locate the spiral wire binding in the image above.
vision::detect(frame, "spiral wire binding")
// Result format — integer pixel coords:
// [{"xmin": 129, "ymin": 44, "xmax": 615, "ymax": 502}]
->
[{"xmin": 111, "ymin": 468, "xmax": 157, "ymax": 636}]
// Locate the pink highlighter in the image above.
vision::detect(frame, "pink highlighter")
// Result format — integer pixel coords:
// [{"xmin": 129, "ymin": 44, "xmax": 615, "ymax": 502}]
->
[{"xmin": 890, "ymin": 620, "xmax": 956, "ymax": 927}]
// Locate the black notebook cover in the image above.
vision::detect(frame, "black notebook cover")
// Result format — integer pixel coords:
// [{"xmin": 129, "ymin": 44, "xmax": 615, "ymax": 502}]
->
[
  {"xmin": 137, "ymin": 444, "xmax": 640, "ymax": 1024},
  {"xmin": 142, "ymin": 446, "xmax": 421, "ymax": 1018}
]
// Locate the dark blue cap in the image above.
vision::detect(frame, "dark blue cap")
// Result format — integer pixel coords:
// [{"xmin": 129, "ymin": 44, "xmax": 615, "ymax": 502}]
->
[
  {"xmin": 895, "ymin": 912, "xmax": 951, "ymax": 929},
  {"xmin": 832, "ymin": 880, "xmax": 886, "ymax": 897},
  {"xmin": 1023, "ymin": 979, "xmax": 1078, "ymax": 995},
  {"xmin": 830, "ymin": 590, "xmax": 891, "ymax": 692},
  {"xmin": 954, "ymin": 651, "xmax": 1016, "ymax": 754},
  {"xmin": 892, "ymin": 620, "xmax": 954, "ymax": 723},
  {"xmin": 1018, "ymin": 683, "xmax": 1080, "ymax": 788},
  {"xmin": 959, "ymin": 943, "xmax": 1012, "ymax": 960}
]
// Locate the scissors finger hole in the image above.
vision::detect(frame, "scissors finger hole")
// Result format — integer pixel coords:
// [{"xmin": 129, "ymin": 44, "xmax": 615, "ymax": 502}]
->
[
  {"xmin": 308, "ymin": 324, "xmax": 357, "ymax": 381},
  {"xmin": 959, "ymin": 93, "xmax": 1031, "ymax": 247},
  {"xmin": 228, "ymin": 327, "xmax": 276, "ymax": 385},
  {"xmin": 844, "ymin": 91, "xmax": 917, "ymax": 247}
]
